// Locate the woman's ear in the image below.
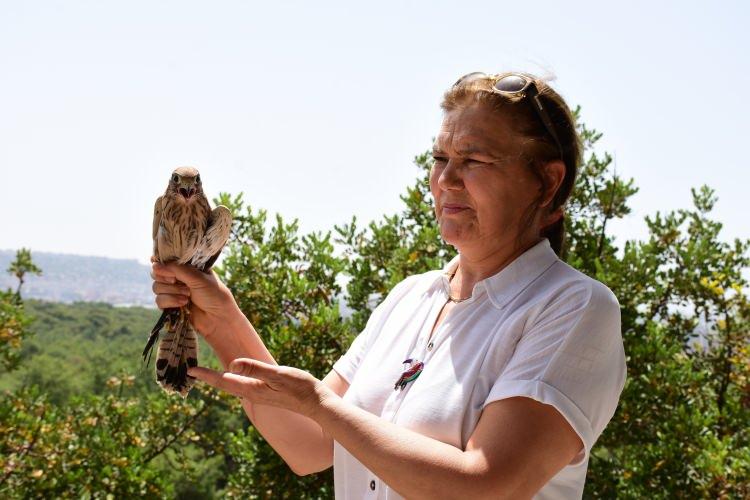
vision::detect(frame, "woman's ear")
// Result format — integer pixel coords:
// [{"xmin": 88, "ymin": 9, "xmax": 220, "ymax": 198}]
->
[
  {"xmin": 543, "ymin": 205, "xmax": 564, "ymax": 229},
  {"xmin": 540, "ymin": 160, "xmax": 566, "ymax": 208}
]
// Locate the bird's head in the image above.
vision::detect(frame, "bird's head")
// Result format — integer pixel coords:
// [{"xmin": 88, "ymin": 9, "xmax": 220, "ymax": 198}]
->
[{"xmin": 168, "ymin": 166, "xmax": 203, "ymax": 201}]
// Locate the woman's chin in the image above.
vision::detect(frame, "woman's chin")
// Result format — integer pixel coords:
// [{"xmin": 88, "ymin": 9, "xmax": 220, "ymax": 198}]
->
[{"xmin": 439, "ymin": 224, "xmax": 471, "ymax": 248}]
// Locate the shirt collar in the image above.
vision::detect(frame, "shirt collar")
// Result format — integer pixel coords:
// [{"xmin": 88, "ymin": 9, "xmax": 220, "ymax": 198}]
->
[{"xmin": 440, "ymin": 238, "xmax": 559, "ymax": 309}]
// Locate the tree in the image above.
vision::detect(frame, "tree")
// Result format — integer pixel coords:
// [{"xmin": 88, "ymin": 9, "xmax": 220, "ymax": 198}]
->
[
  {"xmin": 6, "ymin": 248, "xmax": 42, "ymax": 298},
  {"xmin": 1, "ymin": 249, "xmax": 42, "ymax": 371},
  {"xmin": 1, "ymin": 108, "xmax": 747, "ymax": 497},
  {"xmin": 0, "ymin": 263, "xmax": 243, "ymax": 498},
  {"xmin": 582, "ymin": 185, "xmax": 750, "ymax": 498},
  {"xmin": 215, "ymin": 107, "xmax": 748, "ymax": 498},
  {"xmin": 0, "ymin": 290, "xmax": 32, "ymax": 373},
  {"xmin": 212, "ymin": 197, "xmax": 350, "ymax": 497}
]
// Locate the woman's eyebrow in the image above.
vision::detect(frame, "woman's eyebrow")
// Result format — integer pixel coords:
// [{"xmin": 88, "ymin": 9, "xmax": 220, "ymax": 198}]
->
[
  {"xmin": 432, "ymin": 144, "xmax": 508, "ymax": 160},
  {"xmin": 455, "ymin": 145, "xmax": 503, "ymax": 159},
  {"xmin": 432, "ymin": 144, "xmax": 489, "ymax": 155},
  {"xmin": 455, "ymin": 145, "xmax": 484, "ymax": 155}
]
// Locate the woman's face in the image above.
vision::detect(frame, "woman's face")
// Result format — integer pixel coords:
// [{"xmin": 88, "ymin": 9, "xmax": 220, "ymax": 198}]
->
[{"xmin": 430, "ymin": 102, "xmax": 563, "ymax": 257}]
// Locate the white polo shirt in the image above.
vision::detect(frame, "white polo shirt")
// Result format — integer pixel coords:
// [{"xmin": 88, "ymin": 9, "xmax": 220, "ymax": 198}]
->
[{"xmin": 331, "ymin": 238, "xmax": 626, "ymax": 499}]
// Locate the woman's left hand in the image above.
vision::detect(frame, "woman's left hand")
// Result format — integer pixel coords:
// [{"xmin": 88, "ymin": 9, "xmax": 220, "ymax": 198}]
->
[{"xmin": 188, "ymin": 359, "xmax": 333, "ymax": 419}]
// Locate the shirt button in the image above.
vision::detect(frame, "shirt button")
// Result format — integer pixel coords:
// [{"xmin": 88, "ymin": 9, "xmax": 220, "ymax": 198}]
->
[
  {"xmin": 427, "ymin": 342, "xmax": 434, "ymax": 351},
  {"xmin": 370, "ymin": 480, "xmax": 376, "ymax": 490}
]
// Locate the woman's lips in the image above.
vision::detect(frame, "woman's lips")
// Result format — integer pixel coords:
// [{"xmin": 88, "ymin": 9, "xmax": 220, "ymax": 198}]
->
[{"xmin": 442, "ymin": 204, "xmax": 469, "ymax": 215}]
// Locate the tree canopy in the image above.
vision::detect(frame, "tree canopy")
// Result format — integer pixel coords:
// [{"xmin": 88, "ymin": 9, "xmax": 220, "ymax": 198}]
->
[{"xmin": 1, "ymin": 111, "xmax": 748, "ymax": 498}]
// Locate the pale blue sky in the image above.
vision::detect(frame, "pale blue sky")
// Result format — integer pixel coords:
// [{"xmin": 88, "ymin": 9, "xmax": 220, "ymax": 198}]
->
[{"xmin": 1, "ymin": 1, "xmax": 747, "ymax": 263}]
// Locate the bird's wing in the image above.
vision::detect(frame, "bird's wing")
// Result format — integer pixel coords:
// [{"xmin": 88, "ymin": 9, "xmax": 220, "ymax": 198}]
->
[
  {"xmin": 190, "ymin": 205, "xmax": 232, "ymax": 272},
  {"xmin": 152, "ymin": 196, "xmax": 164, "ymax": 261}
]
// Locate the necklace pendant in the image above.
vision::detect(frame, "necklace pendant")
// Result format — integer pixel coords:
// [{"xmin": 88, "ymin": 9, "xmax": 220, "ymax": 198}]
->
[{"xmin": 394, "ymin": 358, "xmax": 424, "ymax": 391}]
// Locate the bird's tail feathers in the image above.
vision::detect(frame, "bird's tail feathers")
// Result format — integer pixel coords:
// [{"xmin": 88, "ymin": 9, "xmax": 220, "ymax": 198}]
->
[
  {"xmin": 143, "ymin": 308, "xmax": 175, "ymax": 365},
  {"xmin": 154, "ymin": 311, "xmax": 199, "ymax": 398}
]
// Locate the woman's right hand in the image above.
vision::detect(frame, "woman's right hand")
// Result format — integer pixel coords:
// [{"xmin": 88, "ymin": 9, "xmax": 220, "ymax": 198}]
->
[{"xmin": 151, "ymin": 261, "xmax": 240, "ymax": 340}]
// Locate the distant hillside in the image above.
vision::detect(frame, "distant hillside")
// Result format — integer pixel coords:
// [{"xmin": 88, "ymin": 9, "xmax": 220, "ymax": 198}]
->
[
  {"xmin": 0, "ymin": 300, "xmax": 220, "ymax": 403},
  {"xmin": 0, "ymin": 250, "xmax": 154, "ymax": 307}
]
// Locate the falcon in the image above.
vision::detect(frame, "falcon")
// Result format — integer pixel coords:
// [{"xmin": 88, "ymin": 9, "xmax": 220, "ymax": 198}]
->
[{"xmin": 143, "ymin": 166, "xmax": 232, "ymax": 397}]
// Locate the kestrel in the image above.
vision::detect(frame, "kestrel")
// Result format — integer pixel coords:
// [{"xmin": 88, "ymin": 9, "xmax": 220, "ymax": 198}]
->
[{"xmin": 143, "ymin": 167, "xmax": 232, "ymax": 397}]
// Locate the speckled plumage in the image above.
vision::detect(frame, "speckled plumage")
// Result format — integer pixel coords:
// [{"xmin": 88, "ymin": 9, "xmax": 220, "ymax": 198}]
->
[{"xmin": 143, "ymin": 167, "xmax": 232, "ymax": 397}]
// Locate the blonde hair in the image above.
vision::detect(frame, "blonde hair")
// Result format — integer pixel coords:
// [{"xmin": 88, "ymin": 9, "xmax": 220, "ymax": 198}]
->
[{"xmin": 441, "ymin": 72, "xmax": 582, "ymax": 256}]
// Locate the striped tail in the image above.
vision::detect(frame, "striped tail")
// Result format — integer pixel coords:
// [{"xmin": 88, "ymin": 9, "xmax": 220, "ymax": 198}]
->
[{"xmin": 153, "ymin": 307, "xmax": 199, "ymax": 398}]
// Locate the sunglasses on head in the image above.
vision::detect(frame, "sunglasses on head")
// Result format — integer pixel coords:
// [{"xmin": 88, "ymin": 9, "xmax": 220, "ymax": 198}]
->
[{"xmin": 453, "ymin": 72, "xmax": 564, "ymax": 160}]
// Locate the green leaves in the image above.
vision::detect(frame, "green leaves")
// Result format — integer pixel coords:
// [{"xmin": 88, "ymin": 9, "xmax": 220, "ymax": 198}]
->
[
  {"xmin": 334, "ymin": 150, "xmax": 453, "ymax": 333},
  {"xmin": 0, "ymin": 291, "xmax": 32, "ymax": 372},
  {"xmin": 212, "ymin": 115, "xmax": 749, "ymax": 497},
  {"xmin": 0, "ymin": 109, "xmax": 747, "ymax": 496},
  {"xmin": 583, "ymin": 190, "xmax": 749, "ymax": 496},
  {"xmin": 6, "ymin": 248, "xmax": 42, "ymax": 298},
  {"xmin": 1, "ymin": 249, "xmax": 41, "ymax": 371},
  {"xmin": 0, "ymin": 380, "xmax": 209, "ymax": 497}
]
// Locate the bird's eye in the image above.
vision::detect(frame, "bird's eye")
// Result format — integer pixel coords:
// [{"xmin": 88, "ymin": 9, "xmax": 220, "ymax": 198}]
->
[
  {"xmin": 195, "ymin": 175, "xmax": 201, "ymax": 183},
  {"xmin": 172, "ymin": 174, "xmax": 179, "ymax": 183}
]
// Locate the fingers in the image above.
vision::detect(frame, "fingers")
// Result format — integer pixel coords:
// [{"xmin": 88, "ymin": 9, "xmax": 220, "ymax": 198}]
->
[
  {"xmin": 188, "ymin": 366, "xmax": 265, "ymax": 399},
  {"xmin": 155, "ymin": 293, "xmax": 189, "ymax": 309},
  {"xmin": 152, "ymin": 281, "xmax": 190, "ymax": 297},
  {"xmin": 151, "ymin": 263, "xmax": 177, "ymax": 284},
  {"xmin": 152, "ymin": 281, "xmax": 190, "ymax": 309},
  {"xmin": 152, "ymin": 262, "xmax": 209, "ymax": 288},
  {"xmin": 228, "ymin": 358, "xmax": 280, "ymax": 382}
]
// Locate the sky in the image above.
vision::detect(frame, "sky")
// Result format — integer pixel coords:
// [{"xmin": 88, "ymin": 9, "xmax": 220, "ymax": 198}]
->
[{"xmin": 1, "ymin": 0, "xmax": 747, "ymax": 264}]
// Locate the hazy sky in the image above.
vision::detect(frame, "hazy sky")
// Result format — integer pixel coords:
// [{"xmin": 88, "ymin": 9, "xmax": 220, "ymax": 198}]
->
[{"xmin": 1, "ymin": 1, "xmax": 747, "ymax": 264}]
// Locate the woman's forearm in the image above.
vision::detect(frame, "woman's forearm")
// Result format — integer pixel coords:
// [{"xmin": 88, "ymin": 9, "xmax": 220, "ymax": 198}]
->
[
  {"xmin": 311, "ymin": 393, "xmax": 487, "ymax": 499},
  {"xmin": 205, "ymin": 308, "xmax": 333, "ymax": 474},
  {"xmin": 204, "ymin": 306, "xmax": 275, "ymax": 370}
]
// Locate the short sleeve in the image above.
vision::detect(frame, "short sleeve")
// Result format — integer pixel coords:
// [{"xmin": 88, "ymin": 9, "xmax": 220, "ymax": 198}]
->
[
  {"xmin": 482, "ymin": 281, "xmax": 626, "ymax": 465},
  {"xmin": 332, "ymin": 275, "xmax": 421, "ymax": 385},
  {"xmin": 332, "ymin": 316, "xmax": 376, "ymax": 385}
]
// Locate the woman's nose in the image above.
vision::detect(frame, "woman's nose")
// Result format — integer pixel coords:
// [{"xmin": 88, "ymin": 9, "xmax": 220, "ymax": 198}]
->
[{"xmin": 438, "ymin": 160, "xmax": 463, "ymax": 190}]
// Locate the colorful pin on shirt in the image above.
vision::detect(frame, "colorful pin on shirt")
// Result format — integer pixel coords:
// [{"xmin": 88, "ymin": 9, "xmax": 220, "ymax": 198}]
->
[{"xmin": 394, "ymin": 358, "xmax": 424, "ymax": 391}]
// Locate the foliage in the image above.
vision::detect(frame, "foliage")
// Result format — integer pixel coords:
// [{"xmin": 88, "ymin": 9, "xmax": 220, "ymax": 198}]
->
[
  {"xmin": 1, "ymin": 249, "xmax": 41, "ymax": 371},
  {"xmin": 582, "ymin": 186, "xmax": 750, "ymax": 498},
  {"xmin": 333, "ymin": 150, "xmax": 454, "ymax": 333},
  {"xmin": 0, "ymin": 300, "xmax": 244, "ymax": 498},
  {"xmin": 212, "ymin": 194, "xmax": 348, "ymax": 496},
  {"xmin": 208, "ymin": 109, "xmax": 746, "ymax": 498},
  {"xmin": 215, "ymin": 108, "xmax": 749, "ymax": 497},
  {"xmin": 0, "ymin": 301, "xmax": 162, "ymax": 401},
  {"xmin": 0, "ymin": 378, "xmax": 207, "ymax": 497},
  {"xmin": 0, "ymin": 107, "xmax": 747, "ymax": 497},
  {"xmin": 0, "ymin": 291, "xmax": 32, "ymax": 372},
  {"xmin": 6, "ymin": 248, "xmax": 41, "ymax": 297}
]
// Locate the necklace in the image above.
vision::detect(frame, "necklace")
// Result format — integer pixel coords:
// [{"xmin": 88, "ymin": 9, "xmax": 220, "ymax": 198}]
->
[
  {"xmin": 447, "ymin": 266, "xmax": 471, "ymax": 303},
  {"xmin": 393, "ymin": 265, "xmax": 468, "ymax": 391}
]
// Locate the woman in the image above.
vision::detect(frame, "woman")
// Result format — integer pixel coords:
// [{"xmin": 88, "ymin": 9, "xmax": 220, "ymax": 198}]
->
[{"xmin": 151, "ymin": 72, "xmax": 626, "ymax": 499}]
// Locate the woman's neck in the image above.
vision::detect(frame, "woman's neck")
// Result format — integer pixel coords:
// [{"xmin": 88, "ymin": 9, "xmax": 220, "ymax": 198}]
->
[{"xmin": 450, "ymin": 236, "xmax": 543, "ymax": 300}]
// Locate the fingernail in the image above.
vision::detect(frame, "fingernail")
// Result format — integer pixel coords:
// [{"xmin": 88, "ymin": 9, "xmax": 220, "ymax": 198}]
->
[{"xmin": 229, "ymin": 360, "xmax": 240, "ymax": 373}]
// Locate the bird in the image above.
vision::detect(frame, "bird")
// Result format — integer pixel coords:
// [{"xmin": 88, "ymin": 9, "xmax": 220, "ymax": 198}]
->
[
  {"xmin": 143, "ymin": 166, "xmax": 232, "ymax": 397},
  {"xmin": 394, "ymin": 359, "xmax": 424, "ymax": 391}
]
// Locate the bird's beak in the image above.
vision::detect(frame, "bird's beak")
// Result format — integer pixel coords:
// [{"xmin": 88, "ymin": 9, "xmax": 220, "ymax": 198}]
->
[{"xmin": 179, "ymin": 181, "xmax": 196, "ymax": 199}]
